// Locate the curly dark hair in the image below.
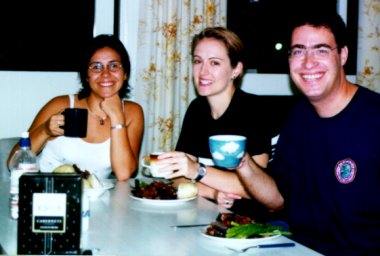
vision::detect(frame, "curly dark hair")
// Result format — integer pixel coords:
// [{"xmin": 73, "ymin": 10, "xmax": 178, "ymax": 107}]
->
[{"xmin": 78, "ymin": 34, "xmax": 131, "ymax": 99}]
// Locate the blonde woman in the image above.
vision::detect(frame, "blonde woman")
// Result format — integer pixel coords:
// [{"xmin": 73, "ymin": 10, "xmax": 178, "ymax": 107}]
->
[{"xmin": 157, "ymin": 27, "xmax": 271, "ymax": 219}]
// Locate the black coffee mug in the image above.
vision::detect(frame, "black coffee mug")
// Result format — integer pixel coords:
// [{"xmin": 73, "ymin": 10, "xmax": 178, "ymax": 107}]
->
[{"xmin": 61, "ymin": 108, "xmax": 88, "ymax": 138}]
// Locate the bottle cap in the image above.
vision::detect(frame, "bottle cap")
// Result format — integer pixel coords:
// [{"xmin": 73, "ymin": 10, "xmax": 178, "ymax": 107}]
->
[{"xmin": 20, "ymin": 131, "xmax": 31, "ymax": 148}]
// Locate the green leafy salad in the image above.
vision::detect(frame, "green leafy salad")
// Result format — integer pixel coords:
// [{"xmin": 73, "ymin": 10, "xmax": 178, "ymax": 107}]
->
[
  {"xmin": 205, "ymin": 213, "xmax": 292, "ymax": 239},
  {"xmin": 226, "ymin": 221, "xmax": 292, "ymax": 238}
]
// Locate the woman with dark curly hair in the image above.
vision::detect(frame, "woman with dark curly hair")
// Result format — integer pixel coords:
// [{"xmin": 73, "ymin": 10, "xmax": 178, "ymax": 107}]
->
[{"xmin": 8, "ymin": 34, "xmax": 144, "ymax": 181}]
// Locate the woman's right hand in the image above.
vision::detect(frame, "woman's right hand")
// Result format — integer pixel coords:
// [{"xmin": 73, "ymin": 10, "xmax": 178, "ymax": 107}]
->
[
  {"xmin": 216, "ymin": 191, "xmax": 242, "ymax": 209},
  {"xmin": 45, "ymin": 112, "xmax": 65, "ymax": 136},
  {"xmin": 99, "ymin": 94, "xmax": 124, "ymax": 124}
]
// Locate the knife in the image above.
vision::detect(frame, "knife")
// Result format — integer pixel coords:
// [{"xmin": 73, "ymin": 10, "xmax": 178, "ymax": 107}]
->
[
  {"xmin": 227, "ymin": 243, "xmax": 295, "ymax": 252},
  {"xmin": 171, "ymin": 224, "xmax": 209, "ymax": 228},
  {"xmin": 255, "ymin": 243, "xmax": 295, "ymax": 248}
]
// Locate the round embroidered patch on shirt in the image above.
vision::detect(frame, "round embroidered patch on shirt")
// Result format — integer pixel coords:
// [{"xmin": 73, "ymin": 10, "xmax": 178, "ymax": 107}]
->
[{"xmin": 335, "ymin": 158, "xmax": 357, "ymax": 184}]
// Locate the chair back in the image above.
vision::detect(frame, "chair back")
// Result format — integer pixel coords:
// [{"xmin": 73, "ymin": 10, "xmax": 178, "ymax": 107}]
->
[{"xmin": 0, "ymin": 137, "xmax": 19, "ymax": 181}]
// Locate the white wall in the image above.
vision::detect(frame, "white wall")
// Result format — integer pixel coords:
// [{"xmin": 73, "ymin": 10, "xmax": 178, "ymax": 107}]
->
[
  {"xmin": 0, "ymin": 72, "xmax": 81, "ymax": 138},
  {"xmin": 0, "ymin": 0, "xmax": 356, "ymax": 139}
]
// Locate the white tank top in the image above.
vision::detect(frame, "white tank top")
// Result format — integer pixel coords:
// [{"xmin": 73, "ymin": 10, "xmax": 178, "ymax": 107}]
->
[{"xmin": 38, "ymin": 95, "xmax": 112, "ymax": 179}]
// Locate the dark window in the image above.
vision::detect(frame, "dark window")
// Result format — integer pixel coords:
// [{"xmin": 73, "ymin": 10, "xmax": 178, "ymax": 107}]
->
[
  {"xmin": 227, "ymin": 0, "xmax": 358, "ymax": 75},
  {"xmin": 0, "ymin": 0, "xmax": 95, "ymax": 71}
]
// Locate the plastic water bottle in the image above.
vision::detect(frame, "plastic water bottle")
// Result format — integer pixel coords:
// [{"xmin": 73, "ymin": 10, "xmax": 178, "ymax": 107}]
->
[{"xmin": 9, "ymin": 131, "xmax": 39, "ymax": 220}]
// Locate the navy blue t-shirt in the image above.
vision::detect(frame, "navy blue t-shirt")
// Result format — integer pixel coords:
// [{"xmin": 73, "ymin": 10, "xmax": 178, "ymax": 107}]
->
[{"xmin": 269, "ymin": 86, "xmax": 380, "ymax": 255}]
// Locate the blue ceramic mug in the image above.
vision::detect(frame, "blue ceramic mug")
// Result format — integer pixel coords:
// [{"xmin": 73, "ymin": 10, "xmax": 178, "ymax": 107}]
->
[{"xmin": 209, "ymin": 135, "xmax": 246, "ymax": 168}]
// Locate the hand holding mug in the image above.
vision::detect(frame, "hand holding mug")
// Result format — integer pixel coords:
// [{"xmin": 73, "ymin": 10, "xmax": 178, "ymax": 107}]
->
[
  {"xmin": 46, "ymin": 112, "xmax": 65, "ymax": 136},
  {"xmin": 140, "ymin": 152, "xmax": 172, "ymax": 178}
]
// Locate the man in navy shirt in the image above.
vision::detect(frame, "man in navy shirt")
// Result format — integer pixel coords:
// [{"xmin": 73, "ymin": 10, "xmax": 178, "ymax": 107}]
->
[{"xmin": 236, "ymin": 11, "xmax": 380, "ymax": 256}]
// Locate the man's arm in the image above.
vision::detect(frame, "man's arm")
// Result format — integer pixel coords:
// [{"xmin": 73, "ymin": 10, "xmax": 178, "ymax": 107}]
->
[{"xmin": 236, "ymin": 153, "xmax": 284, "ymax": 211}]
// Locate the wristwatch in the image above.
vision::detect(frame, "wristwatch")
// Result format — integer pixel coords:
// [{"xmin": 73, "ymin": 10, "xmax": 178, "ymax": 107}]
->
[{"xmin": 192, "ymin": 163, "xmax": 207, "ymax": 183}]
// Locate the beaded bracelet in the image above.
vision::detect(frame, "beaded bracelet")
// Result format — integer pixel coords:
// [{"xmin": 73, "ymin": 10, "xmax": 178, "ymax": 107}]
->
[{"xmin": 111, "ymin": 124, "xmax": 127, "ymax": 130}]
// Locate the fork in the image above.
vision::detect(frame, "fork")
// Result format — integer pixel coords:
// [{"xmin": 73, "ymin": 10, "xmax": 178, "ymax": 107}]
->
[{"xmin": 226, "ymin": 242, "xmax": 295, "ymax": 253}]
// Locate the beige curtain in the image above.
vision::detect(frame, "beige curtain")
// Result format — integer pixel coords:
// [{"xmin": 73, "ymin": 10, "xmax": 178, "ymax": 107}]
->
[
  {"xmin": 134, "ymin": 0, "xmax": 226, "ymax": 161},
  {"xmin": 357, "ymin": 0, "xmax": 380, "ymax": 91}
]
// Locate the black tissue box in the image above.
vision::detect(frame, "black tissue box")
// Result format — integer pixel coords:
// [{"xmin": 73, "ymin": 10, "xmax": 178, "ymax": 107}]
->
[{"xmin": 18, "ymin": 173, "xmax": 82, "ymax": 255}]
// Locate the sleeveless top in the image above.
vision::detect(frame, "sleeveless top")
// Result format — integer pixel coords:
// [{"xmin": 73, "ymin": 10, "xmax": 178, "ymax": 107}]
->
[{"xmin": 38, "ymin": 95, "xmax": 112, "ymax": 179}]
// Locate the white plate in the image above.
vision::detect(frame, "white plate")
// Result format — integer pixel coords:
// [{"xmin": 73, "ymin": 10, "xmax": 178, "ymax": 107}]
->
[
  {"xmin": 200, "ymin": 228, "xmax": 281, "ymax": 250},
  {"xmin": 84, "ymin": 181, "xmax": 115, "ymax": 200},
  {"xmin": 129, "ymin": 194, "xmax": 197, "ymax": 206}
]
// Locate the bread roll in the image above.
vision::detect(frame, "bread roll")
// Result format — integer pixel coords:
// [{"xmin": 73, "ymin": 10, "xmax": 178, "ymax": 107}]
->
[
  {"xmin": 177, "ymin": 182, "xmax": 198, "ymax": 199},
  {"xmin": 53, "ymin": 164, "xmax": 102, "ymax": 189},
  {"xmin": 52, "ymin": 164, "xmax": 75, "ymax": 173}
]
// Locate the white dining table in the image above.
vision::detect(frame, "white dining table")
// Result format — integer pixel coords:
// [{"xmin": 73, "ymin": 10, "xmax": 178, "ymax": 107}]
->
[{"xmin": 0, "ymin": 178, "xmax": 323, "ymax": 255}]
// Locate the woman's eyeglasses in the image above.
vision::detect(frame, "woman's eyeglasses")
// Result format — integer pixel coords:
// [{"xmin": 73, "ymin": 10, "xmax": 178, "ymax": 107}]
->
[{"xmin": 88, "ymin": 61, "xmax": 123, "ymax": 73}]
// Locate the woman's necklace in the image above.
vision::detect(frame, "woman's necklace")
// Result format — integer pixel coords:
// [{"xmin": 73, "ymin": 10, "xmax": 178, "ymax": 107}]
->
[{"xmin": 86, "ymin": 98, "xmax": 107, "ymax": 125}]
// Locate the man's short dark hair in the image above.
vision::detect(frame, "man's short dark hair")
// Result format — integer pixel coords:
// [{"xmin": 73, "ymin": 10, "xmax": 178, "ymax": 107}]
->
[{"xmin": 287, "ymin": 10, "xmax": 349, "ymax": 53}]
